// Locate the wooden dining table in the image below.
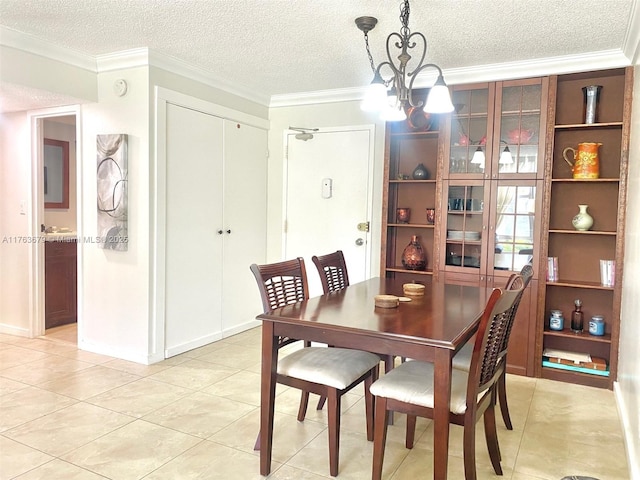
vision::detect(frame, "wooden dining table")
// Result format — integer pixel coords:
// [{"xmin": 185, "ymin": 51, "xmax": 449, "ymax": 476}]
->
[{"xmin": 258, "ymin": 276, "xmax": 493, "ymax": 479}]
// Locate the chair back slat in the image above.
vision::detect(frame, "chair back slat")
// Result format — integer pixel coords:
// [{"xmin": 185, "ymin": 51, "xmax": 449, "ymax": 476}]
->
[
  {"xmin": 312, "ymin": 250, "xmax": 350, "ymax": 294},
  {"xmin": 250, "ymin": 258, "xmax": 309, "ymax": 312}
]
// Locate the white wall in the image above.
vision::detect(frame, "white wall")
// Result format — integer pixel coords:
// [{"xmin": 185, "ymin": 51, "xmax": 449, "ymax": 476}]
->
[
  {"xmin": 0, "ymin": 111, "xmax": 31, "ymax": 336},
  {"xmin": 78, "ymin": 66, "xmax": 152, "ymax": 362},
  {"xmin": 267, "ymin": 101, "xmax": 385, "ymax": 274},
  {"xmin": 617, "ymin": 64, "xmax": 640, "ymax": 479},
  {"xmin": 43, "ymin": 118, "xmax": 77, "ymax": 231}
]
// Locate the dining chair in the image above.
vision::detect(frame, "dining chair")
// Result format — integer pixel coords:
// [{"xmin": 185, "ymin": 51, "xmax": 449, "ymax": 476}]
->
[
  {"xmin": 311, "ymin": 250, "xmax": 350, "ymax": 293},
  {"xmin": 450, "ymin": 263, "xmax": 534, "ymax": 430},
  {"xmin": 250, "ymin": 257, "xmax": 380, "ymax": 477},
  {"xmin": 311, "ymin": 250, "xmax": 395, "ymax": 416},
  {"xmin": 370, "ymin": 282, "xmax": 524, "ymax": 480}
]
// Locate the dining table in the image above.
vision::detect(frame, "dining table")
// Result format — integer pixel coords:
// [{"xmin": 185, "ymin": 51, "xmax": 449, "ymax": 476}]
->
[{"xmin": 258, "ymin": 276, "xmax": 493, "ymax": 479}]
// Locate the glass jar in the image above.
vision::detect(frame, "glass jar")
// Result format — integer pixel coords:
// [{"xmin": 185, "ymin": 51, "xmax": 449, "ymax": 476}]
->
[
  {"xmin": 549, "ymin": 310, "xmax": 564, "ymax": 331},
  {"xmin": 589, "ymin": 315, "xmax": 605, "ymax": 336}
]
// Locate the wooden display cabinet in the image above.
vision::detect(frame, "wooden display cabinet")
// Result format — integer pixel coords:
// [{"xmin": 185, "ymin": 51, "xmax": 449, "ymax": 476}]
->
[
  {"xmin": 438, "ymin": 78, "xmax": 548, "ymax": 376},
  {"xmin": 537, "ymin": 67, "xmax": 632, "ymax": 388},
  {"xmin": 380, "ymin": 91, "xmax": 444, "ymax": 282}
]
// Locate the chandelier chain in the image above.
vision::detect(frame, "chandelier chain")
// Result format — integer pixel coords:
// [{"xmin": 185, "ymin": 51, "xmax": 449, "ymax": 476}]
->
[
  {"xmin": 399, "ymin": 0, "xmax": 411, "ymax": 37},
  {"xmin": 363, "ymin": 32, "xmax": 377, "ymax": 75}
]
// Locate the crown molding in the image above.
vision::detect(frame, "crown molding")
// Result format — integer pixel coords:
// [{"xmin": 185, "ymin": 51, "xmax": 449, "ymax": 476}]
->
[
  {"xmin": 273, "ymin": 50, "xmax": 632, "ymax": 107},
  {"xmin": 623, "ymin": 0, "xmax": 640, "ymax": 64},
  {"xmin": 97, "ymin": 48, "xmax": 269, "ymax": 105},
  {"xmin": 270, "ymin": 86, "xmax": 364, "ymax": 108},
  {"xmin": 0, "ymin": 26, "xmax": 97, "ymax": 71},
  {"xmin": 439, "ymin": 50, "xmax": 631, "ymax": 87}
]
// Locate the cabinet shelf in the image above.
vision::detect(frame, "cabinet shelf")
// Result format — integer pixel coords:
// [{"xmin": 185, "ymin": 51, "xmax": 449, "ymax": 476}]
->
[
  {"xmin": 554, "ymin": 121, "xmax": 623, "ymax": 130},
  {"xmin": 445, "ymin": 239, "xmax": 482, "ymax": 245},
  {"xmin": 548, "ymin": 229, "xmax": 616, "ymax": 236},
  {"xmin": 390, "ymin": 130, "xmax": 439, "ymax": 138},
  {"xmin": 550, "ymin": 178, "xmax": 620, "ymax": 183},
  {"xmin": 543, "ymin": 328, "xmax": 612, "ymax": 343},
  {"xmin": 385, "ymin": 267, "xmax": 434, "ymax": 276},
  {"xmin": 541, "ymin": 365, "xmax": 611, "ymax": 387},
  {"xmin": 389, "ymin": 179, "xmax": 437, "ymax": 184},
  {"xmin": 388, "ymin": 223, "xmax": 435, "ymax": 229},
  {"xmin": 545, "ymin": 280, "xmax": 614, "ymax": 290},
  {"xmin": 447, "ymin": 210, "xmax": 484, "ymax": 215}
]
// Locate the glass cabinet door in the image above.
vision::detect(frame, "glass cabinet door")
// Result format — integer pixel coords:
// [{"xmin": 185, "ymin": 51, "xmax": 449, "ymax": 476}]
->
[
  {"xmin": 448, "ymin": 85, "xmax": 492, "ymax": 176},
  {"xmin": 494, "ymin": 81, "xmax": 544, "ymax": 177},
  {"xmin": 444, "ymin": 182, "xmax": 487, "ymax": 270},
  {"xmin": 490, "ymin": 181, "xmax": 540, "ymax": 273}
]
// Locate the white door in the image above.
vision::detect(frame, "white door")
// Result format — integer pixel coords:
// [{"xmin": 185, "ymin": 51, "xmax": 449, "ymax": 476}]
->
[
  {"xmin": 165, "ymin": 104, "xmax": 224, "ymax": 356},
  {"xmin": 285, "ymin": 127, "xmax": 374, "ymax": 298},
  {"xmin": 221, "ymin": 119, "xmax": 267, "ymax": 336}
]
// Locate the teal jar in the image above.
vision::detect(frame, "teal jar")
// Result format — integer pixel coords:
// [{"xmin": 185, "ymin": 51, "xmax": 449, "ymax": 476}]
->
[
  {"xmin": 549, "ymin": 310, "xmax": 564, "ymax": 331},
  {"xmin": 589, "ymin": 316, "xmax": 605, "ymax": 336}
]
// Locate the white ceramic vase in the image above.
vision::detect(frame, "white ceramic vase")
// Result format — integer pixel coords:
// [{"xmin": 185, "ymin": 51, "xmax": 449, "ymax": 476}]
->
[{"xmin": 572, "ymin": 204, "xmax": 593, "ymax": 231}]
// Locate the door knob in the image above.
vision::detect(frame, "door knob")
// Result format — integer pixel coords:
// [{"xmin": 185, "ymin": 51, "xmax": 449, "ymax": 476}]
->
[
  {"xmin": 355, "ymin": 238, "xmax": 364, "ymax": 246},
  {"xmin": 226, "ymin": 229, "xmax": 231, "ymax": 234},
  {"xmin": 217, "ymin": 230, "xmax": 223, "ymax": 235}
]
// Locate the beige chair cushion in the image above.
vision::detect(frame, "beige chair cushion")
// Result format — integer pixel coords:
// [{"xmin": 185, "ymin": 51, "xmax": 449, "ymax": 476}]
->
[
  {"xmin": 278, "ymin": 347, "xmax": 380, "ymax": 389},
  {"xmin": 452, "ymin": 342, "xmax": 473, "ymax": 372},
  {"xmin": 370, "ymin": 360, "xmax": 469, "ymax": 415}
]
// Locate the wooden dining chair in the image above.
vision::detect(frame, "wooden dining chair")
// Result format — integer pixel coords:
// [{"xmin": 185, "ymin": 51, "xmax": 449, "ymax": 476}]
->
[
  {"xmin": 450, "ymin": 263, "xmax": 534, "ymax": 430},
  {"xmin": 311, "ymin": 251, "xmax": 396, "ymax": 416},
  {"xmin": 311, "ymin": 250, "xmax": 350, "ymax": 293},
  {"xmin": 250, "ymin": 257, "xmax": 380, "ymax": 477},
  {"xmin": 370, "ymin": 282, "xmax": 524, "ymax": 480}
]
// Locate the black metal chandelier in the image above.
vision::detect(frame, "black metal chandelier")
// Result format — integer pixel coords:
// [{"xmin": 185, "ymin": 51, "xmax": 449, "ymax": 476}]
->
[{"xmin": 356, "ymin": 0, "xmax": 454, "ymax": 121}]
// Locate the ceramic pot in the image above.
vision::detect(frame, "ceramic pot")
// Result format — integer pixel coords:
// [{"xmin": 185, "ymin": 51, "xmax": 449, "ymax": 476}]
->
[
  {"xmin": 572, "ymin": 204, "xmax": 593, "ymax": 231},
  {"xmin": 401, "ymin": 235, "xmax": 427, "ymax": 271},
  {"xmin": 563, "ymin": 143, "xmax": 601, "ymax": 179},
  {"xmin": 412, "ymin": 163, "xmax": 429, "ymax": 180}
]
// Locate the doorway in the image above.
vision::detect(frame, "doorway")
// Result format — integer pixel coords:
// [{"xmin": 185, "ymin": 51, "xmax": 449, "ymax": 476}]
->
[
  {"xmin": 28, "ymin": 107, "xmax": 80, "ymax": 341},
  {"xmin": 284, "ymin": 126, "xmax": 375, "ymax": 297}
]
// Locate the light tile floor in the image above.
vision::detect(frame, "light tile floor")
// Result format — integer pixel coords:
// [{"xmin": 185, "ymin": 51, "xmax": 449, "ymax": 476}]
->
[{"xmin": 0, "ymin": 324, "xmax": 630, "ymax": 480}]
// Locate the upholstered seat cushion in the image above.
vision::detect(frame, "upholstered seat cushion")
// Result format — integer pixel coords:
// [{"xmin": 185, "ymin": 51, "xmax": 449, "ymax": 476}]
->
[
  {"xmin": 452, "ymin": 342, "xmax": 473, "ymax": 371},
  {"xmin": 278, "ymin": 347, "xmax": 380, "ymax": 389},
  {"xmin": 370, "ymin": 360, "xmax": 470, "ymax": 414}
]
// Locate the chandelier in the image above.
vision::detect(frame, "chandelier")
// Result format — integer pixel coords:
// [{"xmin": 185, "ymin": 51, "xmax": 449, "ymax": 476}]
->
[{"xmin": 355, "ymin": 0, "xmax": 454, "ymax": 121}]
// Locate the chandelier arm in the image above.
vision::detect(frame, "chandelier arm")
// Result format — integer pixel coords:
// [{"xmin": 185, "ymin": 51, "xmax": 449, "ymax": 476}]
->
[
  {"xmin": 375, "ymin": 61, "xmax": 400, "ymax": 88},
  {"xmin": 407, "ymin": 63, "xmax": 445, "ymax": 108},
  {"xmin": 406, "ymin": 31, "xmax": 427, "ymax": 76}
]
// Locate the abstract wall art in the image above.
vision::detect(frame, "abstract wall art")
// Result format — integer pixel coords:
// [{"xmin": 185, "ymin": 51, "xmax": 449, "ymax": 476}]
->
[{"xmin": 96, "ymin": 134, "xmax": 128, "ymax": 251}]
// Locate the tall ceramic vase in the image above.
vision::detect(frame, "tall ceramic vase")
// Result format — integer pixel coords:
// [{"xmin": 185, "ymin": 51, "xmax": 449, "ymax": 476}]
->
[
  {"xmin": 402, "ymin": 235, "xmax": 427, "ymax": 271},
  {"xmin": 572, "ymin": 204, "xmax": 593, "ymax": 231}
]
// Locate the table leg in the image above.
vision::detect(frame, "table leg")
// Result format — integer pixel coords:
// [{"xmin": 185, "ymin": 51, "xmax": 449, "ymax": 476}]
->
[
  {"xmin": 260, "ymin": 322, "xmax": 278, "ymax": 476},
  {"xmin": 432, "ymin": 348, "xmax": 453, "ymax": 479}
]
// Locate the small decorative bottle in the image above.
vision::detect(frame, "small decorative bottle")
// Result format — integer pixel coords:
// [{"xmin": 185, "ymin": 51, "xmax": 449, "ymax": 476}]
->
[
  {"xmin": 571, "ymin": 299, "xmax": 584, "ymax": 333},
  {"xmin": 402, "ymin": 235, "xmax": 427, "ymax": 271}
]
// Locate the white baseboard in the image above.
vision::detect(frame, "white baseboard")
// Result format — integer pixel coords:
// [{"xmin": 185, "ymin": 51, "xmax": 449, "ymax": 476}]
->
[
  {"xmin": 0, "ymin": 323, "xmax": 30, "ymax": 337},
  {"xmin": 222, "ymin": 319, "xmax": 261, "ymax": 339},
  {"xmin": 164, "ymin": 332, "xmax": 224, "ymax": 359},
  {"xmin": 614, "ymin": 381, "xmax": 640, "ymax": 480}
]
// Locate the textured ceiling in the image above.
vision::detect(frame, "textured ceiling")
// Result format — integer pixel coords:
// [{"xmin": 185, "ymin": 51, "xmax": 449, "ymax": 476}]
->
[{"xmin": 0, "ymin": 0, "xmax": 637, "ymax": 112}]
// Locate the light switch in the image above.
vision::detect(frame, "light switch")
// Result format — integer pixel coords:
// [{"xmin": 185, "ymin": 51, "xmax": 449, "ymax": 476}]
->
[{"xmin": 20, "ymin": 200, "xmax": 26, "ymax": 215}]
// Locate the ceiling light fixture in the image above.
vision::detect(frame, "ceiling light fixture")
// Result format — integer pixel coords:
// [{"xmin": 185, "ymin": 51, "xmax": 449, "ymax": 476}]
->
[{"xmin": 355, "ymin": 0, "xmax": 454, "ymax": 122}]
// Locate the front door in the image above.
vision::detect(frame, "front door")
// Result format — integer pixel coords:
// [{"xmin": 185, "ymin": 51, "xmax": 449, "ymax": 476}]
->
[{"xmin": 284, "ymin": 126, "xmax": 374, "ymax": 297}]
